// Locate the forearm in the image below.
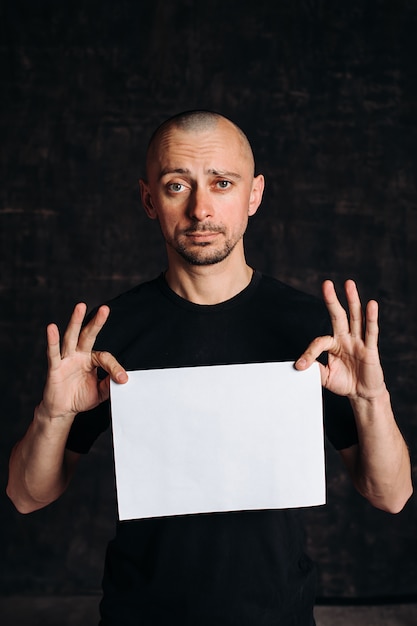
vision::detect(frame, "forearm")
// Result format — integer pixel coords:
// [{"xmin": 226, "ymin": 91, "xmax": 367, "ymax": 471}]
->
[
  {"xmin": 346, "ymin": 386, "xmax": 412, "ymax": 513},
  {"xmin": 7, "ymin": 403, "xmax": 76, "ymax": 513}
]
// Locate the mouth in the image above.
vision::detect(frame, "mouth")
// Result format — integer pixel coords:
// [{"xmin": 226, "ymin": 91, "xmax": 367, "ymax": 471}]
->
[
  {"xmin": 187, "ymin": 231, "xmax": 219, "ymax": 239},
  {"xmin": 183, "ymin": 226, "xmax": 224, "ymax": 244}
]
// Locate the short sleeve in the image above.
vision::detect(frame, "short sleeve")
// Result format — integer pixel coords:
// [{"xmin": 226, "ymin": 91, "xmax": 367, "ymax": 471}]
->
[
  {"xmin": 322, "ymin": 389, "xmax": 358, "ymax": 450},
  {"xmin": 65, "ymin": 401, "xmax": 111, "ymax": 454}
]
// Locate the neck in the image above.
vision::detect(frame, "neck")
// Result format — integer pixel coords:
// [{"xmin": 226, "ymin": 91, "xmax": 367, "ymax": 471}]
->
[{"xmin": 165, "ymin": 249, "xmax": 254, "ymax": 305}]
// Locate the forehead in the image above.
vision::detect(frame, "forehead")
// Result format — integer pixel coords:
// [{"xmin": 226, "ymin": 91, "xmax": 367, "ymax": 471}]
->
[{"xmin": 146, "ymin": 121, "xmax": 253, "ymax": 178}]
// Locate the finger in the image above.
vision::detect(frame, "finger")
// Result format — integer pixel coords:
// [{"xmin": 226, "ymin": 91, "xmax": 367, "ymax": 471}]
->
[
  {"xmin": 91, "ymin": 350, "xmax": 128, "ymax": 384},
  {"xmin": 61, "ymin": 303, "xmax": 88, "ymax": 357},
  {"xmin": 364, "ymin": 299, "xmax": 379, "ymax": 348},
  {"xmin": 98, "ymin": 376, "xmax": 111, "ymax": 404},
  {"xmin": 77, "ymin": 305, "xmax": 111, "ymax": 354},
  {"xmin": 322, "ymin": 280, "xmax": 350, "ymax": 336},
  {"xmin": 295, "ymin": 335, "xmax": 335, "ymax": 370},
  {"xmin": 46, "ymin": 323, "xmax": 61, "ymax": 370},
  {"xmin": 344, "ymin": 279, "xmax": 363, "ymax": 339},
  {"xmin": 295, "ymin": 355, "xmax": 329, "ymax": 388}
]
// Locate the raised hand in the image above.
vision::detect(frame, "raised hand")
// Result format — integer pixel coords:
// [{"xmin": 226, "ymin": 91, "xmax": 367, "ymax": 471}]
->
[
  {"xmin": 41, "ymin": 303, "xmax": 128, "ymax": 421},
  {"xmin": 295, "ymin": 280, "xmax": 386, "ymax": 401}
]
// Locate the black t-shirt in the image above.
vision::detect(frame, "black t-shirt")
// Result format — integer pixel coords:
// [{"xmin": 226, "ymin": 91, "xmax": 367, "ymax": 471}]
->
[{"xmin": 67, "ymin": 271, "xmax": 358, "ymax": 625}]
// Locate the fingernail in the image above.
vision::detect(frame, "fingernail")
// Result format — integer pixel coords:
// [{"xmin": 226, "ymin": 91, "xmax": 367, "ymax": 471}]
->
[{"xmin": 296, "ymin": 358, "xmax": 306, "ymax": 369}]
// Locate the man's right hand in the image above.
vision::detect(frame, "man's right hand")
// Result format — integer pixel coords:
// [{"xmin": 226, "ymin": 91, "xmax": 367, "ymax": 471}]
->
[
  {"xmin": 40, "ymin": 302, "xmax": 128, "ymax": 421},
  {"xmin": 6, "ymin": 301, "xmax": 127, "ymax": 514}
]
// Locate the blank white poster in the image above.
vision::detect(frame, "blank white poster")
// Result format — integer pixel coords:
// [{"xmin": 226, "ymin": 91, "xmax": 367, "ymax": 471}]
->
[{"xmin": 110, "ymin": 361, "xmax": 325, "ymax": 520}]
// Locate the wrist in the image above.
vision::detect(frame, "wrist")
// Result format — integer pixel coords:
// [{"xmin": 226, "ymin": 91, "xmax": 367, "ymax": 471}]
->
[
  {"xmin": 34, "ymin": 402, "xmax": 77, "ymax": 427},
  {"xmin": 348, "ymin": 382, "xmax": 389, "ymax": 403},
  {"xmin": 348, "ymin": 384, "xmax": 392, "ymax": 418}
]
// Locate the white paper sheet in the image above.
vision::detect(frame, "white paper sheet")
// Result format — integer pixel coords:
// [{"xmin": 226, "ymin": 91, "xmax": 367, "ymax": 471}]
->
[{"xmin": 110, "ymin": 361, "xmax": 325, "ymax": 520}]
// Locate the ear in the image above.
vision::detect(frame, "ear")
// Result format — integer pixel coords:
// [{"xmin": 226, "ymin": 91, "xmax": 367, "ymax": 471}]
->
[
  {"xmin": 139, "ymin": 179, "xmax": 158, "ymax": 219},
  {"xmin": 248, "ymin": 174, "xmax": 265, "ymax": 217}
]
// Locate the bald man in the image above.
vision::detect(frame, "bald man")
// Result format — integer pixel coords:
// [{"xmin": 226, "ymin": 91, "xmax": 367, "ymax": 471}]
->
[{"xmin": 7, "ymin": 111, "xmax": 411, "ymax": 625}]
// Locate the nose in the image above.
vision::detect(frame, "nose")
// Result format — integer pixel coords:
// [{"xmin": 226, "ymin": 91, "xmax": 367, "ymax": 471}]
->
[{"xmin": 187, "ymin": 186, "xmax": 213, "ymax": 221}]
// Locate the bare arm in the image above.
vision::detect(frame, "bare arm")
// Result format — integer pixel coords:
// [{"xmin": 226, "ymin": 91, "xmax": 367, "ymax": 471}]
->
[
  {"xmin": 7, "ymin": 416, "xmax": 81, "ymax": 513},
  {"xmin": 7, "ymin": 303, "xmax": 128, "ymax": 513},
  {"xmin": 295, "ymin": 280, "xmax": 412, "ymax": 514}
]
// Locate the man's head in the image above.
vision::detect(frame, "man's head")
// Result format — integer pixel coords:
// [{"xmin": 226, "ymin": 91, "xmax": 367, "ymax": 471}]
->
[
  {"xmin": 145, "ymin": 110, "xmax": 256, "ymax": 179},
  {"xmin": 140, "ymin": 110, "xmax": 264, "ymax": 267}
]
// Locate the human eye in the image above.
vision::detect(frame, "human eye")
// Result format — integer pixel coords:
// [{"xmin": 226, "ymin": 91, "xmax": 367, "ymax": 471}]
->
[
  {"xmin": 167, "ymin": 182, "xmax": 186, "ymax": 193},
  {"xmin": 215, "ymin": 180, "xmax": 232, "ymax": 190}
]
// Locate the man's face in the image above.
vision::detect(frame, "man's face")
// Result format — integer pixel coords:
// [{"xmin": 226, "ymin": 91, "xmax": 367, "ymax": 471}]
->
[{"xmin": 140, "ymin": 120, "xmax": 264, "ymax": 267}]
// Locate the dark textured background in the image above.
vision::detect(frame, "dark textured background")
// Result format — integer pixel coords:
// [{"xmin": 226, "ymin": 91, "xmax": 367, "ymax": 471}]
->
[{"xmin": 1, "ymin": 0, "xmax": 416, "ymax": 600}]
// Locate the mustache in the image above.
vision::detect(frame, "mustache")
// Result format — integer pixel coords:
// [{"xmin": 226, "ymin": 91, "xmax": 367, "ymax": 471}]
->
[{"xmin": 183, "ymin": 223, "xmax": 226, "ymax": 234}]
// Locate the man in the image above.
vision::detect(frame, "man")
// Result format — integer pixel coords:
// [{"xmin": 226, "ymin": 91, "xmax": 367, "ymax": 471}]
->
[{"xmin": 7, "ymin": 111, "xmax": 412, "ymax": 625}]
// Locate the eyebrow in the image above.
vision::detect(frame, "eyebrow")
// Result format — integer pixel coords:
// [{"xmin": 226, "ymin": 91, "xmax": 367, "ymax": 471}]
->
[
  {"xmin": 209, "ymin": 169, "xmax": 242, "ymax": 179},
  {"xmin": 159, "ymin": 168, "xmax": 190, "ymax": 180},
  {"xmin": 158, "ymin": 167, "xmax": 242, "ymax": 181}
]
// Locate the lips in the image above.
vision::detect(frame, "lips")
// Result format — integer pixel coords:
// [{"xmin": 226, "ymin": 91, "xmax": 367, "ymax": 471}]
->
[
  {"xmin": 184, "ymin": 225, "xmax": 225, "ymax": 236},
  {"xmin": 187, "ymin": 231, "xmax": 219, "ymax": 238}
]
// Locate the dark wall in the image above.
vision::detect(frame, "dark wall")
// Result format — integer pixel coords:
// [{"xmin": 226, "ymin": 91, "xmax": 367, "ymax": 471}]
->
[{"xmin": 1, "ymin": 0, "xmax": 416, "ymax": 599}]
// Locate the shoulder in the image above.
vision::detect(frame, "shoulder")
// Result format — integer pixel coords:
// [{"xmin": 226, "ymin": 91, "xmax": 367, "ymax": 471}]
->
[
  {"xmin": 104, "ymin": 274, "xmax": 164, "ymax": 310},
  {"xmin": 94, "ymin": 274, "xmax": 168, "ymax": 324},
  {"xmin": 256, "ymin": 272, "xmax": 324, "ymax": 308},
  {"xmin": 89, "ymin": 274, "xmax": 165, "ymax": 350},
  {"xmin": 253, "ymin": 272, "xmax": 331, "ymax": 336}
]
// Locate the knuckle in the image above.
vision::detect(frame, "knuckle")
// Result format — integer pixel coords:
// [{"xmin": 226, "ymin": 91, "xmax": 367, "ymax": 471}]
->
[
  {"xmin": 94, "ymin": 350, "xmax": 111, "ymax": 363},
  {"xmin": 311, "ymin": 336, "xmax": 325, "ymax": 347}
]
